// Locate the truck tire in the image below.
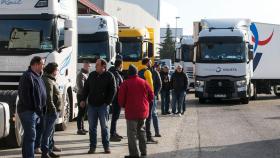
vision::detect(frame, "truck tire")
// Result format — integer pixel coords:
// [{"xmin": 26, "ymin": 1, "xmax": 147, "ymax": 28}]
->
[
  {"xmin": 0, "ymin": 90, "xmax": 22, "ymax": 147},
  {"xmin": 56, "ymin": 93, "xmax": 70, "ymax": 131},
  {"xmin": 273, "ymin": 86, "xmax": 280, "ymax": 97},
  {"xmin": 240, "ymin": 97, "xmax": 249, "ymax": 104},
  {"xmin": 198, "ymin": 98, "xmax": 206, "ymax": 104}
]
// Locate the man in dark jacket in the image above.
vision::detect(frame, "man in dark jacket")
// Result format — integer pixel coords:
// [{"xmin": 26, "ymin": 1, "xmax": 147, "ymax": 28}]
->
[
  {"xmin": 160, "ymin": 65, "xmax": 171, "ymax": 115},
  {"xmin": 76, "ymin": 60, "xmax": 91, "ymax": 135},
  {"xmin": 170, "ymin": 65, "xmax": 188, "ymax": 116},
  {"xmin": 80, "ymin": 59, "xmax": 116, "ymax": 154},
  {"xmin": 41, "ymin": 62, "xmax": 62, "ymax": 158},
  {"xmin": 118, "ymin": 64, "xmax": 154, "ymax": 158},
  {"xmin": 18, "ymin": 56, "xmax": 47, "ymax": 158},
  {"xmin": 108, "ymin": 59, "xmax": 124, "ymax": 142},
  {"xmin": 150, "ymin": 64, "xmax": 162, "ymax": 137}
]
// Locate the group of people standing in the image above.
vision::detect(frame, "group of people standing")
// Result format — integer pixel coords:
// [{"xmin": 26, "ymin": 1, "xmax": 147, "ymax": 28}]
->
[{"xmin": 17, "ymin": 55, "xmax": 189, "ymax": 158}]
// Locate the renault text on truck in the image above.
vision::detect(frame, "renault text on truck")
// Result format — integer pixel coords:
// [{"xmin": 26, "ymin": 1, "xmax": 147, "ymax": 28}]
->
[
  {"xmin": 194, "ymin": 19, "xmax": 254, "ymax": 104},
  {"xmin": 119, "ymin": 27, "xmax": 155, "ymax": 74},
  {"xmin": 0, "ymin": 0, "xmax": 78, "ymax": 147},
  {"xmin": 175, "ymin": 36, "xmax": 195, "ymax": 88},
  {"xmin": 77, "ymin": 15, "xmax": 120, "ymax": 70}
]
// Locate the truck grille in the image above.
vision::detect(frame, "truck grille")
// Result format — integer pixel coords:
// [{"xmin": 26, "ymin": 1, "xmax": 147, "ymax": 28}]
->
[
  {"xmin": 0, "ymin": 75, "xmax": 21, "ymax": 90},
  {"xmin": 206, "ymin": 79, "xmax": 234, "ymax": 94}
]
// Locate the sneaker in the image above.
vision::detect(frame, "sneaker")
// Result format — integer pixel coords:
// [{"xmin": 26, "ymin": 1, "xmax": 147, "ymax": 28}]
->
[
  {"xmin": 155, "ymin": 134, "xmax": 162, "ymax": 137},
  {"xmin": 88, "ymin": 148, "xmax": 96, "ymax": 154},
  {"xmin": 124, "ymin": 156, "xmax": 140, "ymax": 158},
  {"xmin": 146, "ymin": 137, "xmax": 158, "ymax": 144},
  {"xmin": 53, "ymin": 145, "xmax": 62, "ymax": 152},
  {"xmin": 166, "ymin": 111, "xmax": 171, "ymax": 114},
  {"xmin": 141, "ymin": 153, "xmax": 147, "ymax": 157},
  {"xmin": 110, "ymin": 135, "xmax": 122, "ymax": 142},
  {"xmin": 104, "ymin": 148, "xmax": 111, "ymax": 154},
  {"xmin": 35, "ymin": 148, "xmax": 42, "ymax": 154},
  {"xmin": 181, "ymin": 111, "xmax": 185, "ymax": 115},
  {"xmin": 77, "ymin": 129, "xmax": 87, "ymax": 135},
  {"xmin": 178, "ymin": 113, "xmax": 182, "ymax": 117},
  {"xmin": 49, "ymin": 152, "xmax": 60, "ymax": 158}
]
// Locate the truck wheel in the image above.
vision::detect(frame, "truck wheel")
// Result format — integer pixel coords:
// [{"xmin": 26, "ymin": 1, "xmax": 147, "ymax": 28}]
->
[
  {"xmin": 198, "ymin": 98, "xmax": 206, "ymax": 104},
  {"xmin": 273, "ymin": 86, "xmax": 280, "ymax": 97},
  {"xmin": 240, "ymin": 97, "xmax": 249, "ymax": 104},
  {"xmin": 56, "ymin": 93, "xmax": 70, "ymax": 131}
]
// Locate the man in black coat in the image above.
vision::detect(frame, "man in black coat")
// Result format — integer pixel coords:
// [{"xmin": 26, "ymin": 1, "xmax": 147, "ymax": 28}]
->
[{"xmin": 80, "ymin": 59, "xmax": 116, "ymax": 154}]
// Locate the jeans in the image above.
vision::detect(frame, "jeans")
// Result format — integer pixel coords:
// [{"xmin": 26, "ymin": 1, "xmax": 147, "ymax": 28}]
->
[
  {"xmin": 160, "ymin": 90, "xmax": 170, "ymax": 114},
  {"xmin": 172, "ymin": 90, "xmax": 185, "ymax": 113},
  {"xmin": 152, "ymin": 97, "xmax": 160, "ymax": 135},
  {"xmin": 126, "ymin": 120, "xmax": 146, "ymax": 157},
  {"xmin": 110, "ymin": 102, "xmax": 121, "ymax": 136},
  {"xmin": 88, "ymin": 104, "xmax": 110, "ymax": 149},
  {"xmin": 145, "ymin": 102, "xmax": 153, "ymax": 138},
  {"xmin": 41, "ymin": 112, "xmax": 58, "ymax": 154},
  {"xmin": 77, "ymin": 94, "xmax": 87, "ymax": 130},
  {"xmin": 18, "ymin": 111, "xmax": 39, "ymax": 158},
  {"xmin": 182, "ymin": 94, "xmax": 187, "ymax": 112},
  {"xmin": 35, "ymin": 115, "xmax": 44, "ymax": 149}
]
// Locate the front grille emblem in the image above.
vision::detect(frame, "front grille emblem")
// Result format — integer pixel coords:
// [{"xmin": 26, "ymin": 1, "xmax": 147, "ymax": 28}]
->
[{"xmin": 218, "ymin": 82, "xmax": 222, "ymax": 87}]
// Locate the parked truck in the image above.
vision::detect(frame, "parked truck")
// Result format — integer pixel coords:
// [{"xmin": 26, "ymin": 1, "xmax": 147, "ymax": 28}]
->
[
  {"xmin": 0, "ymin": 0, "xmax": 78, "ymax": 147},
  {"xmin": 175, "ymin": 36, "xmax": 195, "ymax": 88},
  {"xmin": 77, "ymin": 15, "xmax": 120, "ymax": 70},
  {"xmin": 119, "ymin": 27, "xmax": 155, "ymax": 74},
  {"xmin": 194, "ymin": 19, "xmax": 280, "ymax": 104}
]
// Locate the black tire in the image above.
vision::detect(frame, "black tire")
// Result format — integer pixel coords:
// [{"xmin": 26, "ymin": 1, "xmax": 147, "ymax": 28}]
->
[
  {"xmin": 198, "ymin": 98, "xmax": 206, "ymax": 104},
  {"xmin": 240, "ymin": 97, "xmax": 249, "ymax": 104},
  {"xmin": 273, "ymin": 86, "xmax": 280, "ymax": 97},
  {"xmin": 56, "ymin": 93, "xmax": 70, "ymax": 131},
  {"xmin": 0, "ymin": 90, "xmax": 22, "ymax": 148}
]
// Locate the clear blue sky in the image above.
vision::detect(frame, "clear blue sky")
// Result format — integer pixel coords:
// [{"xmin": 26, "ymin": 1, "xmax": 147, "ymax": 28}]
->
[{"xmin": 161, "ymin": 0, "xmax": 280, "ymax": 35}]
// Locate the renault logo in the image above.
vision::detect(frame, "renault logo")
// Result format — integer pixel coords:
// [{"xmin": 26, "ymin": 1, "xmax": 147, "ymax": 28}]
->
[
  {"xmin": 218, "ymin": 82, "xmax": 222, "ymax": 87},
  {"xmin": 216, "ymin": 67, "xmax": 222, "ymax": 73}
]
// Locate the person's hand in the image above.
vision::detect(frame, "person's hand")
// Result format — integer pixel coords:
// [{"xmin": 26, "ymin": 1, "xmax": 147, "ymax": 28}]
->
[{"xmin": 80, "ymin": 101, "xmax": 86, "ymax": 108}]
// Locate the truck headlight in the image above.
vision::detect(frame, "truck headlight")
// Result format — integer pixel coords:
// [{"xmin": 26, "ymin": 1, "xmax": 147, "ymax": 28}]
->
[
  {"xmin": 236, "ymin": 80, "xmax": 246, "ymax": 87},
  {"xmin": 195, "ymin": 80, "xmax": 205, "ymax": 87}
]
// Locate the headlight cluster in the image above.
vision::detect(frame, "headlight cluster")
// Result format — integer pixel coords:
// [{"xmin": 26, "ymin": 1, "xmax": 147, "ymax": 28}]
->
[
  {"xmin": 236, "ymin": 80, "xmax": 247, "ymax": 87},
  {"xmin": 195, "ymin": 80, "xmax": 205, "ymax": 87}
]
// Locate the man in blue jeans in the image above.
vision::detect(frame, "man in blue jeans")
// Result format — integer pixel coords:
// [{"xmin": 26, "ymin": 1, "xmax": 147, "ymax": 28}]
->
[
  {"xmin": 80, "ymin": 59, "xmax": 116, "ymax": 154},
  {"xmin": 160, "ymin": 65, "xmax": 171, "ymax": 115},
  {"xmin": 17, "ymin": 56, "xmax": 47, "ymax": 158},
  {"xmin": 170, "ymin": 65, "xmax": 188, "ymax": 116}
]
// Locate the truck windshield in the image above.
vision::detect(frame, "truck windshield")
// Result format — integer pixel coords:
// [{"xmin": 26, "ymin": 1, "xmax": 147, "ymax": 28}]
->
[
  {"xmin": 199, "ymin": 42, "xmax": 246, "ymax": 63},
  {"xmin": 0, "ymin": 19, "xmax": 54, "ymax": 53},
  {"xmin": 182, "ymin": 45, "xmax": 193, "ymax": 62},
  {"xmin": 120, "ymin": 42, "xmax": 142, "ymax": 61},
  {"xmin": 78, "ymin": 40, "xmax": 109, "ymax": 63}
]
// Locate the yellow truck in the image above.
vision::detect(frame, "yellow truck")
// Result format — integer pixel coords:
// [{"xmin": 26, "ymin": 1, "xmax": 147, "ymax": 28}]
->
[{"xmin": 119, "ymin": 27, "xmax": 155, "ymax": 73}]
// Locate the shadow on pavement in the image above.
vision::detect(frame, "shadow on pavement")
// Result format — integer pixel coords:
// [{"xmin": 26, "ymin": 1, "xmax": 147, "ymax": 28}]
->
[{"xmin": 146, "ymin": 139, "xmax": 280, "ymax": 158}]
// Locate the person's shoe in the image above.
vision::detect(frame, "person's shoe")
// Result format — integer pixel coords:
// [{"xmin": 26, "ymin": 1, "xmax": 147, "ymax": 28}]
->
[
  {"xmin": 146, "ymin": 137, "xmax": 158, "ymax": 144},
  {"xmin": 35, "ymin": 148, "xmax": 42, "ymax": 154},
  {"xmin": 178, "ymin": 113, "xmax": 182, "ymax": 117},
  {"xmin": 141, "ymin": 153, "xmax": 147, "ymax": 157},
  {"xmin": 124, "ymin": 156, "xmax": 140, "ymax": 158},
  {"xmin": 53, "ymin": 145, "xmax": 62, "ymax": 152},
  {"xmin": 161, "ymin": 112, "xmax": 166, "ymax": 115},
  {"xmin": 115, "ymin": 133, "xmax": 123, "ymax": 139},
  {"xmin": 181, "ymin": 111, "xmax": 185, "ymax": 115},
  {"xmin": 77, "ymin": 129, "xmax": 87, "ymax": 135},
  {"xmin": 41, "ymin": 153, "xmax": 50, "ymax": 158},
  {"xmin": 166, "ymin": 111, "xmax": 171, "ymax": 114},
  {"xmin": 88, "ymin": 148, "xmax": 96, "ymax": 154},
  {"xmin": 82, "ymin": 129, "xmax": 89, "ymax": 133},
  {"xmin": 104, "ymin": 148, "xmax": 111, "ymax": 154},
  {"xmin": 49, "ymin": 152, "xmax": 60, "ymax": 158},
  {"xmin": 110, "ymin": 135, "xmax": 122, "ymax": 142},
  {"xmin": 155, "ymin": 133, "xmax": 162, "ymax": 137}
]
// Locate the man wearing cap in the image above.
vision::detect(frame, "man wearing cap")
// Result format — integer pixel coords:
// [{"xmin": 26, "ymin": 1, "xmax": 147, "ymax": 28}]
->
[
  {"xmin": 118, "ymin": 64, "xmax": 154, "ymax": 158},
  {"xmin": 170, "ymin": 64, "xmax": 189, "ymax": 116}
]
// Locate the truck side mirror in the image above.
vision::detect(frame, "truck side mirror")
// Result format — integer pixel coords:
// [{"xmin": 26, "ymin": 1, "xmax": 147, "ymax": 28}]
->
[
  {"xmin": 64, "ymin": 30, "xmax": 72, "ymax": 48},
  {"xmin": 249, "ymin": 50, "xmax": 254, "ymax": 60},
  {"xmin": 116, "ymin": 42, "xmax": 122, "ymax": 54}
]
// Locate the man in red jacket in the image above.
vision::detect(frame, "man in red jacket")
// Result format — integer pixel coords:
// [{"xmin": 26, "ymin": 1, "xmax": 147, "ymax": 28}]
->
[{"xmin": 118, "ymin": 64, "xmax": 154, "ymax": 158}]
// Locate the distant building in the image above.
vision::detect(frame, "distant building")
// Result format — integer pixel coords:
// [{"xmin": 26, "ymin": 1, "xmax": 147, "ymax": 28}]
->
[
  {"xmin": 160, "ymin": 27, "xmax": 183, "ymax": 43},
  {"xmin": 89, "ymin": 0, "xmax": 161, "ymax": 54}
]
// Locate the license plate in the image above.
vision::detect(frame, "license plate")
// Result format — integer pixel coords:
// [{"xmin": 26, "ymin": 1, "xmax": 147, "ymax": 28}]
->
[{"xmin": 214, "ymin": 94, "xmax": 226, "ymax": 98}]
